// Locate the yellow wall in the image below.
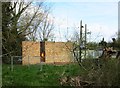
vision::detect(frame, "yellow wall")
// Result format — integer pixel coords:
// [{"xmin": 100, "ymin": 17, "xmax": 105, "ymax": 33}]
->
[
  {"xmin": 45, "ymin": 42, "xmax": 73, "ymax": 63},
  {"xmin": 22, "ymin": 41, "xmax": 40, "ymax": 65},
  {"xmin": 22, "ymin": 41, "xmax": 73, "ymax": 65}
]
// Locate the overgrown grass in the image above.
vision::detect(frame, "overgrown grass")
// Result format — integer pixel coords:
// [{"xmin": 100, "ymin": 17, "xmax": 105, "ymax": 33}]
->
[
  {"xmin": 81, "ymin": 58, "xmax": 120, "ymax": 87},
  {"xmin": 2, "ymin": 63, "xmax": 83, "ymax": 87},
  {"xmin": 2, "ymin": 58, "xmax": 120, "ymax": 87}
]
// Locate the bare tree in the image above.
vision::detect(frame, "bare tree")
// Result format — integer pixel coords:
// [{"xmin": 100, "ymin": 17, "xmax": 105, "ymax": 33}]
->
[
  {"xmin": 2, "ymin": 1, "xmax": 51, "ymax": 62},
  {"xmin": 38, "ymin": 13, "xmax": 54, "ymax": 41},
  {"xmin": 18, "ymin": 3, "xmax": 45, "ymax": 41}
]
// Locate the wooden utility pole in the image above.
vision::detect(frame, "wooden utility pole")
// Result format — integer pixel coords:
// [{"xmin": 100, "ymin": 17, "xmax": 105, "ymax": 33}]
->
[
  {"xmin": 79, "ymin": 20, "xmax": 83, "ymax": 62},
  {"xmin": 85, "ymin": 24, "xmax": 87, "ymax": 59}
]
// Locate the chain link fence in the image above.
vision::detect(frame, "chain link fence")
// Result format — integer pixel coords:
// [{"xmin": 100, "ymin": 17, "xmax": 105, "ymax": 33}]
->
[
  {"xmin": 10, "ymin": 49, "xmax": 104, "ymax": 72},
  {"xmin": 10, "ymin": 56, "xmax": 45, "ymax": 71},
  {"xmin": 10, "ymin": 55, "xmax": 76, "ymax": 71}
]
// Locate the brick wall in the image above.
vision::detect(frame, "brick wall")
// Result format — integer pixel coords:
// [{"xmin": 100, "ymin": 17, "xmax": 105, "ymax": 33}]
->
[
  {"xmin": 22, "ymin": 41, "xmax": 40, "ymax": 65},
  {"xmin": 22, "ymin": 41, "xmax": 73, "ymax": 65},
  {"xmin": 45, "ymin": 42, "xmax": 73, "ymax": 63}
]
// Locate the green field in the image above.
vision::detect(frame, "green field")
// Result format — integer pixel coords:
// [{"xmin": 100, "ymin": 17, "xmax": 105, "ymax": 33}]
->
[
  {"xmin": 2, "ymin": 59, "xmax": 120, "ymax": 87},
  {"xmin": 2, "ymin": 63, "xmax": 84, "ymax": 87}
]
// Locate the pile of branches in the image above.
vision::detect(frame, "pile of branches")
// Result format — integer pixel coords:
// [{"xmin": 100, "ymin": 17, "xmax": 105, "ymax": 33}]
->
[
  {"xmin": 99, "ymin": 47, "xmax": 120, "ymax": 60},
  {"xmin": 59, "ymin": 76, "xmax": 95, "ymax": 88}
]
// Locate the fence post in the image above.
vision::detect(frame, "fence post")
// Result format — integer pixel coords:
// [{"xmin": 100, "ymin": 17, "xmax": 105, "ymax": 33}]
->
[
  {"xmin": 39, "ymin": 56, "xmax": 41, "ymax": 71},
  {"xmin": 11, "ymin": 56, "xmax": 13, "ymax": 71},
  {"xmin": 28, "ymin": 56, "xmax": 30, "ymax": 68},
  {"xmin": 40, "ymin": 63, "xmax": 42, "ymax": 71}
]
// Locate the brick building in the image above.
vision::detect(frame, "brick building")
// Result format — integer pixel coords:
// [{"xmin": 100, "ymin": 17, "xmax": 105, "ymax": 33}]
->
[{"xmin": 22, "ymin": 41, "xmax": 74, "ymax": 65}]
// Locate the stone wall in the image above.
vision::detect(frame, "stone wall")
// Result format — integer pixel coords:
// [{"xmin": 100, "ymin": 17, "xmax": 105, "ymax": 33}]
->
[{"xmin": 22, "ymin": 41, "xmax": 74, "ymax": 65}]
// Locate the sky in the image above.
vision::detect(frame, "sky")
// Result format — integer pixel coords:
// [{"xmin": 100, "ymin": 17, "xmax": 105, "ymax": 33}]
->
[
  {"xmin": 49, "ymin": 1, "xmax": 118, "ymax": 42},
  {"xmin": 32, "ymin": 0, "xmax": 119, "ymax": 42}
]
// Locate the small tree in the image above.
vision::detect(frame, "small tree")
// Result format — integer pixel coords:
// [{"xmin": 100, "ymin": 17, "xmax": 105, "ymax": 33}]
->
[{"xmin": 99, "ymin": 38, "xmax": 107, "ymax": 49}]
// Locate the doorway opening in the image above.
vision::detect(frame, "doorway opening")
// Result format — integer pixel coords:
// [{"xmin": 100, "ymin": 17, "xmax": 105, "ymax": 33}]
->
[{"xmin": 40, "ymin": 42, "xmax": 45, "ymax": 62}]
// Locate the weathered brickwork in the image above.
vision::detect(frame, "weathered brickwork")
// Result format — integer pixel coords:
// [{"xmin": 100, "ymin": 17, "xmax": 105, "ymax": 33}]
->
[
  {"xmin": 45, "ymin": 42, "xmax": 73, "ymax": 63},
  {"xmin": 22, "ymin": 41, "xmax": 40, "ymax": 65},
  {"xmin": 22, "ymin": 41, "xmax": 73, "ymax": 65}
]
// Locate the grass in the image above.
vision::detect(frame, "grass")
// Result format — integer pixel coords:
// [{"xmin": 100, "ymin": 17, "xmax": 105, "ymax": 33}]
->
[
  {"xmin": 2, "ymin": 63, "xmax": 83, "ymax": 87},
  {"xmin": 2, "ymin": 58, "xmax": 120, "ymax": 87}
]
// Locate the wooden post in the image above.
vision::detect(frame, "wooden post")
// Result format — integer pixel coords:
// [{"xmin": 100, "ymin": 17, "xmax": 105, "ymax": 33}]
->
[
  {"xmin": 85, "ymin": 24, "xmax": 87, "ymax": 59},
  {"xmin": 79, "ymin": 20, "xmax": 83, "ymax": 62},
  {"xmin": 28, "ymin": 55, "xmax": 30, "ymax": 68},
  {"xmin": 11, "ymin": 56, "xmax": 13, "ymax": 71}
]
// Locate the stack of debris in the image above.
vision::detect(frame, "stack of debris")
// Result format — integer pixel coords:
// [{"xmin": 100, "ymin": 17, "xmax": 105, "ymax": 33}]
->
[{"xmin": 59, "ymin": 76, "xmax": 95, "ymax": 87}]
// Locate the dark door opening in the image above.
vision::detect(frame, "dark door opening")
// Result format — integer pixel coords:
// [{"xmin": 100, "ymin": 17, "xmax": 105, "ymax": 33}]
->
[{"xmin": 40, "ymin": 42, "xmax": 45, "ymax": 62}]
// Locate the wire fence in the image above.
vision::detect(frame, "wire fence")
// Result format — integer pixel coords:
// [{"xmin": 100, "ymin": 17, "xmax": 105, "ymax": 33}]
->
[
  {"xmin": 10, "ymin": 56, "xmax": 45, "ymax": 71},
  {"xmin": 9, "ymin": 49, "xmax": 108, "ymax": 71},
  {"xmin": 10, "ymin": 55, "xmax": 76, "ymax": 71}
]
